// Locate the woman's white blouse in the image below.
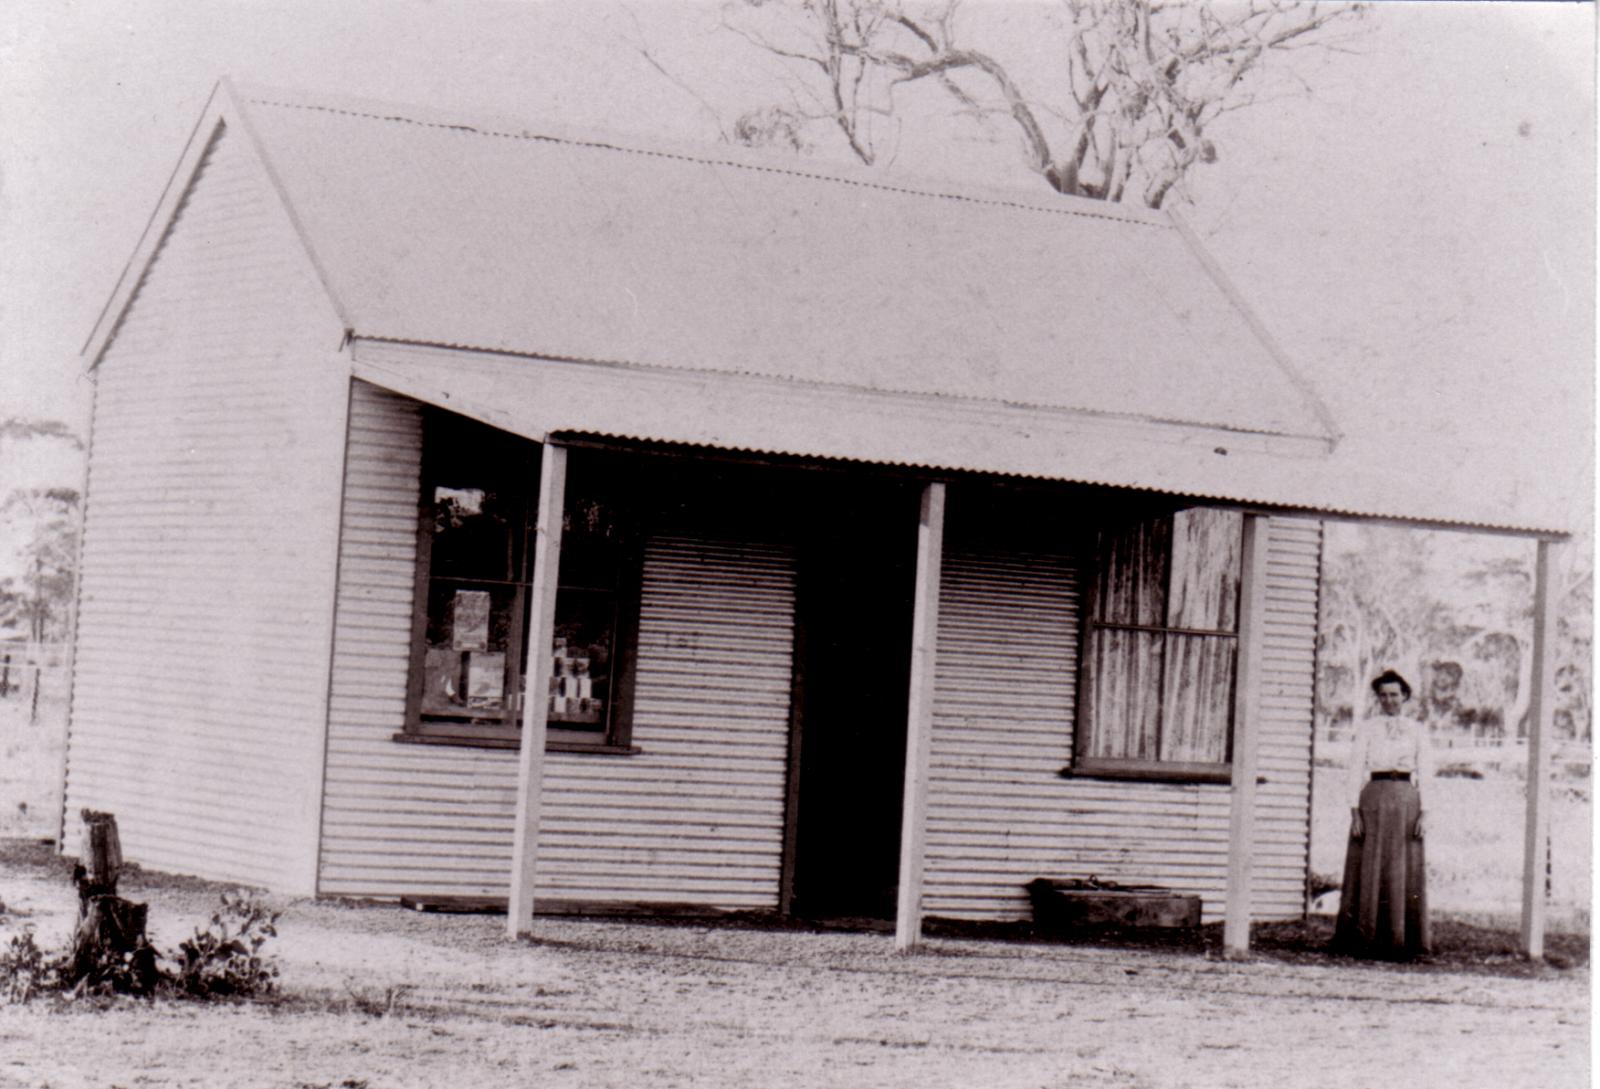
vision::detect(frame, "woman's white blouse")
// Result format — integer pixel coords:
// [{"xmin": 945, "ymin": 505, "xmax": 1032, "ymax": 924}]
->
[{"xmin": 1349, "ymin": 713, "xmax": 1432, "ymax": 801}]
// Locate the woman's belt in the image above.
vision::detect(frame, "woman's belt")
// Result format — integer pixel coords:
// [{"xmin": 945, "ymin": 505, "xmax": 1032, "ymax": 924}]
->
[{"xmin": 1370, "ymin": 771, "xmax": 1411, "ymax": 781}]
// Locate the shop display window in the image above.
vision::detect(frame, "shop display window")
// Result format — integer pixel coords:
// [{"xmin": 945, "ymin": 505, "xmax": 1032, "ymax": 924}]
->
[{"xmin": 401, "ymin": 411, "xmax": 638, "ymax": 751}]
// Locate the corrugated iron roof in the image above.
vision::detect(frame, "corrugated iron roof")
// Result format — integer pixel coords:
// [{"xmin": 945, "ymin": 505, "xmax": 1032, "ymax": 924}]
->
[
  {"xmin": 85, "ymin": 82, "xmax": 1576, "ymax": 536},
  {"xmin": 232, "ymin": 84, "xmax": 1335, "ymax": 445}
]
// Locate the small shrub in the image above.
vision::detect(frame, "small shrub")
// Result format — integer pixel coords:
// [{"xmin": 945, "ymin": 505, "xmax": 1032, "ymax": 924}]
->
[
  {"xmin": 1, "ymin": 928, "xmax": 64, "ymax": 1003},
  {"xmin": 170, "ymin": 891, "xmax": 281, "ymax": 999},
  {"xmin": 1437, "ymin": 763, "xmax": 1486, "ymax": 780},
  {"xmin": 2, "ymin": 890, "xmax": 283, "ymax": 1005}
]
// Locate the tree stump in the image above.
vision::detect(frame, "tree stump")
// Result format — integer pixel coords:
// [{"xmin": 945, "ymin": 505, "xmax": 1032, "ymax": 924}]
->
[
  {"xmin": 74, "ymin": 809, "xmax": 123, "ymax": 901},
  {"xmin": 69, "ymin": 811, "xmax": 158, "ymax": 993}
]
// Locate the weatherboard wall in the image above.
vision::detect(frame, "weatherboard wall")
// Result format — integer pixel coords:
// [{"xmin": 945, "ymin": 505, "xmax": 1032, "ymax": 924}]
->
[
  {"xmin": 921, "ymin": 514, "xmax": 1321, "ymax": 924},
  {"xmin": 316, "ymin": 381, "xmax": 793, "ymax": 905},
  {"xmin": 65, "ymin": 121, "xmax": 349, "ymax": 892}
]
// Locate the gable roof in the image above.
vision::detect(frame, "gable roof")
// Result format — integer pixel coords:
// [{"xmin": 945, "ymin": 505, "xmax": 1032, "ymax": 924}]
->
[
  {"xmin": 87, "ymin": 81, "xmax": 1335, "ymax": 447},
  {"xmin": 83, "ymin": 81, "xmax": 1573, "ymax": 537}
]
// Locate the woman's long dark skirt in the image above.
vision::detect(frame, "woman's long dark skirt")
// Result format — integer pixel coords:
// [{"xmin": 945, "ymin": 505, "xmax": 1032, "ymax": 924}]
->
[{"xmin": 1333, "ymin": 778, "xmax": 1431, "ymax": 958}]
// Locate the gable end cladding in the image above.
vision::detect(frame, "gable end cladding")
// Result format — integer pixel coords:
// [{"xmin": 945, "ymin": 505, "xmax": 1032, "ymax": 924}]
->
[{"xmin": 66, "ymin": 119, "xmax": 351, "ymax": 892}]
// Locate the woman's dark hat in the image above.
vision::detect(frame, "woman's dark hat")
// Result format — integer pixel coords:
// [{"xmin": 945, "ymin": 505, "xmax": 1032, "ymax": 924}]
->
[{"xmin": 1370, "ymin": 669, "xmax": 1412, "ymax": 700}]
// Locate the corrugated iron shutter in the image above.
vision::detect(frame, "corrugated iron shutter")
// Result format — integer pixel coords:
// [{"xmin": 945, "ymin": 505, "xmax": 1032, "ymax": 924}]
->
[
  {"xmin": 65, "ymin": 122, "xmax": 348, "ymax": 892},
  {"xmin": 922, "ymin": 516, "xmax": 1320, "ymax": 923},
  {"xmin": 318, "ymin": 384, "xmax": 792, "ymax": 905},
  {"xmin": 539, "ymin": 536, "xmax": 792, "ymax": 905}
]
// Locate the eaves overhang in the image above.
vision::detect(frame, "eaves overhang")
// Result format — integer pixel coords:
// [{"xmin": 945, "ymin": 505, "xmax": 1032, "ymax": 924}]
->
[{"xmin": 348, "ymin": 338, "xmax": 1566, "ymax": 539}]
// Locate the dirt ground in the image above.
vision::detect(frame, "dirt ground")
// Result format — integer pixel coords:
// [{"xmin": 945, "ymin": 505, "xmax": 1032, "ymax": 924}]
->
[{"xmin": 0, "ymin": 843, "xmax": 1588, "ymax": 1089}]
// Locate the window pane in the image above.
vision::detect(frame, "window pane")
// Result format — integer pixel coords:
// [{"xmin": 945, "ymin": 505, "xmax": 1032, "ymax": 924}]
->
[
  {"xmin": 1166, "ymin": 508, "xmax": 1242, "ymax": 632},
  {"xmin": 548, "ymin": 588, "xmax": 616, "ymax": 731},
  {"xmin": 426, "ymin": 410, "xmax": 530, "ymax": 585},
  {"xmin": 1093, "ymin": 516, "xmax": 1170, "ymax": 627},
  {"xmin": 1159, "ymin": 633, "xmax": 1235, "ymax": 763},
  {"xmin": 1085, "ymin": 628, "xmax": 1164, "ymax": 760},
  {"xmin": 559, "ymin": 492, "xmax": 629, "ymax": 590},
  {"xmin": 421, "ymin": 581, "xmax": 523, "ymax": 719},
  {"xmin": 544, "ymin": 470, "xmax": 631, "ymax": 738}
]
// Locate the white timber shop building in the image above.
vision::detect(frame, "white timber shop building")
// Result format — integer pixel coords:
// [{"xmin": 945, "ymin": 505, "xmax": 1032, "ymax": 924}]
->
[{"xmin": 63, "ymin": 82, "xmax": 1572, "ymax": 956}]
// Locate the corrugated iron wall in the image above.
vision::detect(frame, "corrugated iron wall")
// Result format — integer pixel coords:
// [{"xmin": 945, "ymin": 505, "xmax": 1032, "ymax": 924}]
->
[
  {"xmin": 318, "ymin": 382, "xmax": 793, "ymax": 905},
  {"xmin": 65, "ymin": 122, "xmax": 349, "ymax": 892},
  {"xmin": 922, "ymin": 516, "xmax": 1321, "ymax": 923},
  {"xmin": 320, "ymin": 383, "xmax": 1317, "ymax": 913}
]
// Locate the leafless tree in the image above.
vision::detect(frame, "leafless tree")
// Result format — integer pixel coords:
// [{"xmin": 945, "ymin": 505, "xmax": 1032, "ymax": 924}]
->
[{"xmin": 721, "ymin": 0, "xmax": 1365, "ymax": 208}]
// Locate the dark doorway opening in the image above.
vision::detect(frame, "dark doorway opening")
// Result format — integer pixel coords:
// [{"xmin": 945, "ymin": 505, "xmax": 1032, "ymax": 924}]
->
[{"xmin": 788, "ymin": 478, "xmax": 918, "ymax": 921}]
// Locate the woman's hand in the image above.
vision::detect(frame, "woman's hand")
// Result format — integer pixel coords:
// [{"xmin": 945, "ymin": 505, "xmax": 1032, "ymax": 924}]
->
[
  {"xmin": 1412, "ymin": 813, "xmax": 1424, "ymax": 839},
  {"xmin": 1349, "ymin": 808, "xmax": 1364, "ymax": 840}
]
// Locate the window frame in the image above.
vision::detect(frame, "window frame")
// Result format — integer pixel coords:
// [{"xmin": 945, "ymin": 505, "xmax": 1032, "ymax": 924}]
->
[
  {"xmin": 1070, "ymin": 505, "xmax": 1243, "ymax": 784},
  {"xmin": 395, "ymin": 413, "xmax": 642, "ymax": 754}
]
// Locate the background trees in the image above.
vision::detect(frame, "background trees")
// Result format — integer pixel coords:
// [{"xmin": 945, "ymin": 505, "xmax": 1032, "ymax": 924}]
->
[
  {"xmin": 0, "ymin": 486, "xmax": 80, "ymax": 645},
  {"xmin": 0, "ymin": 419, "xmax": 83, "ymax": 647},
  {"xmin": 1318, "ymin": 524, "xmax": 1591, "ymax": 743}
]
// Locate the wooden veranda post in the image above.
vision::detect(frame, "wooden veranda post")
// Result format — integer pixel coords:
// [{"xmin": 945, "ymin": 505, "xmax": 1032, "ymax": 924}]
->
[
  {"xmin": 1520, "ymin": 538, "xmax": 1561, "ymax": 960},
  {"xmin": 1223, "ymin": 514, "xmax": 1269, "ymax": 958},
  {"xmin": 894, "ymin": 481, "xmax": 946, "ymax": 953},
  {"xmin": 506, "ymin": 442, "xmax": 568, "ymax": 940}
]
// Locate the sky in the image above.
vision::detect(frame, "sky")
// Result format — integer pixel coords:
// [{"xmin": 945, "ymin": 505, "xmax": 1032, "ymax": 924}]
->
[{"xmin": 0, "ymin": 0, "xmax": 1594, "ymax": 533}]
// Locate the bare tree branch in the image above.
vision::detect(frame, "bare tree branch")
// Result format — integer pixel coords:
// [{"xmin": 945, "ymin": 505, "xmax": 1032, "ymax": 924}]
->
[
  {"xmin": 623, "ymin": 6, "xmax": 732, "ymax": 141},
  {"xmin": 716, "ymin": 0, "xmax": 1367, "ymax": 207}
]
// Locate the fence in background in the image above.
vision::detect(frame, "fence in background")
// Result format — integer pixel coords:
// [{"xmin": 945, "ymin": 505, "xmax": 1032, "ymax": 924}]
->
[
  {"xmin": 1316, "ymin": 725, "xmax": 1592, "ymax": 782},
  {"xmin": 0, "ymin": 642, "xmax": 71, "ymax": 726}
]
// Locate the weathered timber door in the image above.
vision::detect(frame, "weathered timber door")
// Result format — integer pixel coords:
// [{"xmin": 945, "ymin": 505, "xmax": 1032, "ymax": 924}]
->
[{"xmin": 788, "ymin": 479, "xmax": 917, "ymax": 920}]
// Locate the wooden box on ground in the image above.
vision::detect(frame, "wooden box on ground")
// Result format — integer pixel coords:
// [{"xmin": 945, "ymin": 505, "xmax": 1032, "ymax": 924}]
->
[{"xmin": 1026, "ymin": 877, "xmax": 1202, "ymax": 931}]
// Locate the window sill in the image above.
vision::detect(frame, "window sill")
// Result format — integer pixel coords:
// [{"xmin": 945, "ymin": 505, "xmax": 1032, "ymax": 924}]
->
[
  {"xmin": 1060, "ymin": 762, "xmax": 1235, "ymax": 785},
  {"xmin": 392, "ymin": 732, "xmax": 641, "ymax": 756},
  {"xmin": 549, "ymin": 740, "xmax": 642, "ymax": 756}
]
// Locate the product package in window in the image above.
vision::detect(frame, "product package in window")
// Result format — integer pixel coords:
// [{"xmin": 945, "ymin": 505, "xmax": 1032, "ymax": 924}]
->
[
  {"xmin": 464, "ymin": 651, "xmax": 506, "ymax": 707},
  {"xmin": 420, "ymin": 646, "xmax": 463, "ymax": 714},
  {"xmin": 450, "ymin": 589, "xmax": 492, "ymax": 651},
  {"xmin": 549, "ymin": 632, "xmax": 608, "ymax": 726}
]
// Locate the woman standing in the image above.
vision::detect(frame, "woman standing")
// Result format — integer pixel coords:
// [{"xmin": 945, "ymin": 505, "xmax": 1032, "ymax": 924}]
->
[{"xmin": 1333, "ymin": 669, "xmax": 1432, "ymax": 958}]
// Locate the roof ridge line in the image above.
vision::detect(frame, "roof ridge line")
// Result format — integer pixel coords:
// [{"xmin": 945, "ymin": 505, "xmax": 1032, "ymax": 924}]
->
[{"xmin": 243, "ymin": 95, "xmax": 1169, "ymax": 230}]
